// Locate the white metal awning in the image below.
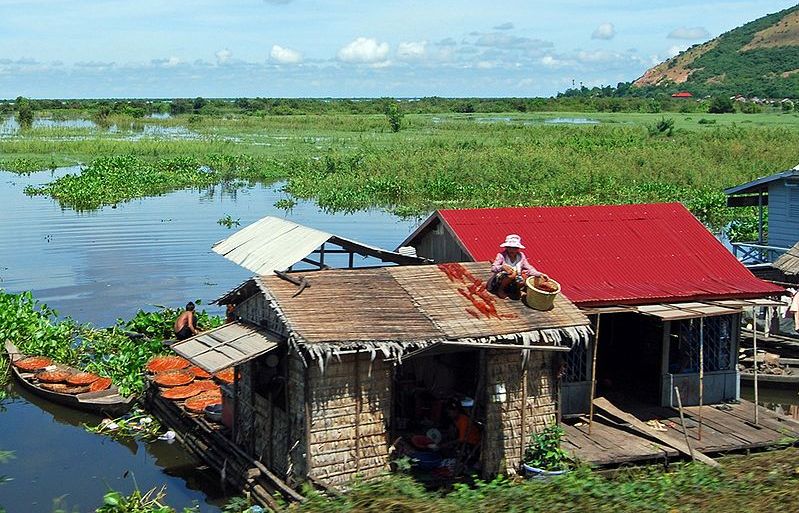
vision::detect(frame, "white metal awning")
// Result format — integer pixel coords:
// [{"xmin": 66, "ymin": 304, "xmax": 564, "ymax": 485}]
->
[
  {"xmin": 212, "ymin": 216, "xmax": 428, "ymax": 275},
  {"xmin": 212, "ymin": 217, "xmax": 332, "ymax": 275},
  {"xmin": 171, "ymin": 321, "xmax": 281, "ymax": 373}
]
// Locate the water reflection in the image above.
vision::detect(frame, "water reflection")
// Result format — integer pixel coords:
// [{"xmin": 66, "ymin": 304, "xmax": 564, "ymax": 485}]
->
[{"xmin": 0, "ymin": 166, "xmax": 422, "ymax": 511}]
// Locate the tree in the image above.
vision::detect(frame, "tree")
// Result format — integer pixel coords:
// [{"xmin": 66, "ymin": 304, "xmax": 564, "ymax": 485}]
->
[
  {"xmin": 708, "ymin": 96, "xmax": 735, "ymax": 114},
  {"xmin": 384, "ymin": 102, "xmax": 403, "ymax": 133},
  {"xmin": 193, "ymin": 96, "xmax": 207, "ymax": 112},
  {"xmin": 15, "ymin": 97, "xmax": 34, "ymax": 128}
]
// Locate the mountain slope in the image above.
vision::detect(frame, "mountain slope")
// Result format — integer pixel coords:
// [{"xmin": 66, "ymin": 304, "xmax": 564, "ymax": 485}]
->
[{"xmin": 634, "ymin": 5, "xmax": 799, "ymax": 97}]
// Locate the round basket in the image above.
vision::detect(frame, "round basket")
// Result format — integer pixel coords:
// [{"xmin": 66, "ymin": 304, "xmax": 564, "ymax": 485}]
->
[
  {"xmin": 524, "ymin": 277, "xmax": 561, "ymax": 311},
  {"xmin": 36, "ymin": 370, "xmax": 71, "ymax": 383}
]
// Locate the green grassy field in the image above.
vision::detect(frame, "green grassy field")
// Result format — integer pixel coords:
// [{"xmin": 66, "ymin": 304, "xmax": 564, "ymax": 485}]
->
[{"xmin": 3, "ymin": 109, "xmax": 799, "ymax": 239}]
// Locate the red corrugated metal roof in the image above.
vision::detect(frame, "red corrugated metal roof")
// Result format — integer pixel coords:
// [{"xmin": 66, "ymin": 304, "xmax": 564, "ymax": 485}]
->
[{"xmin": 438, "ymin": 203, "xmax": 783, "ymax": 306}]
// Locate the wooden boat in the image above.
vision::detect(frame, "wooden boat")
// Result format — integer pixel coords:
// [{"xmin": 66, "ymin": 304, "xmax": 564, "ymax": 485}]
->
[
  {"xmin": 5, "ymin": 340, "xmax": 136, "ymax": 416},
  {"xmin": 740, "ymin": 356, "xmax": 799, "ymax": 387}
]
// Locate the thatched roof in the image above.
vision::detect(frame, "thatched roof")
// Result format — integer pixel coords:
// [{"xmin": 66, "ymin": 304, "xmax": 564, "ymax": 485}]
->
[
  {"xmin": 225, "ymin": 263, "xmax": 591, "ymax": 365},
  {"xmin": 774, "ymin": 242, "xmax": 799, "ymax": 276}
]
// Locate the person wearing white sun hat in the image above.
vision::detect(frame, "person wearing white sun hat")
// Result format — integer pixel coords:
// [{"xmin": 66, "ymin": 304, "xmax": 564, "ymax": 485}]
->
[{"xmin": 487, "ymin": 234, "xmax": 547, "ymax": 299}]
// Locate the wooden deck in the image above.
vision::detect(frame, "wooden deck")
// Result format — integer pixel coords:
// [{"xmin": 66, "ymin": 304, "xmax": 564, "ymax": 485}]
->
[
  {"xmin": 563, "ymin": 417, "xmax": 678, "ymax": 466},
  {"xmin": 563, "ymin": 400, "xmax": 799, "ymax": 467}
]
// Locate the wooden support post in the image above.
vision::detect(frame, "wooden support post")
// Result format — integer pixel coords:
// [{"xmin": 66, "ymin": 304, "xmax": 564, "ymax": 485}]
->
[
  {"xmin": 354, "ymin": 350, "xmax": 362, "ymax": 473},
  {"xmin": 588, "ymin": 314, "xmax": 601, "ymax": 436},
  {"xmin": 698, "ymin": 317, "xmax": 704, "ymax": 441},
  {"xmin": 753, "ymin": 306, "xmax": 759, "ymax": 425},
  {"xmin": 674, "ymin": 386, "xmax": 695, "ymax": 462},
  {"xmin": 519, "ymin": 357, "xmax": 528, "ymax": 465},
  {"xmin": 348, "ymin": 251, "xmax": 354, "ymax": 269},
  {"xmin": 319, "ymin": 243, "xmax": 325, "ymax": 268},
  {"xmin": 233, "ymin": 366, "xmax": 240, "ymax": 444}
]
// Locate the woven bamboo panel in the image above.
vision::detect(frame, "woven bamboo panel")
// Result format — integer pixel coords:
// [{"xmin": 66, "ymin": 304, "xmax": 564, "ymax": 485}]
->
[
  {"xmin": 259, "ymin": 268, "xmax": 441, "ymax": 343},
  {"xmin": 389, "ymin": 262, "xmax": 588, "ymax": 340}
]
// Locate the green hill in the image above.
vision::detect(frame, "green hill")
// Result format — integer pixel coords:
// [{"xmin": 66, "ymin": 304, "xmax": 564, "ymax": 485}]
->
[{"xmin": 633, "ymin": 4, "xmax": 799, "ymax": 97}]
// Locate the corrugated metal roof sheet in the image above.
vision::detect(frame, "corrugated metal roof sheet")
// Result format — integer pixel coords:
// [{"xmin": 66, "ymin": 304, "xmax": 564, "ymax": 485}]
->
[
  {"xmin": 724, "ymin": 168, "xmax": 799, "ymax": 195},
  {"xmin": 171, "ymin": 321, "xmax": 280, "ymax": 373},
  {"xmin": 435, "ymin": 203, "xmax": 784, "ymax": 306},
  {"xmin": 212, "ymin": 216, "xmax": 332, "ymax": 275}
]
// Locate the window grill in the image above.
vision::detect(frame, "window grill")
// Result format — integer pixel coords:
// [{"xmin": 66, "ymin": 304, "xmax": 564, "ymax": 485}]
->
[
  {"xmin": 673, "ymin": 315, "xmax": 733, "ymax": 373},
  {"xmin": 564, "ymin": 340, "xmax": 588, "ymax": 382}
]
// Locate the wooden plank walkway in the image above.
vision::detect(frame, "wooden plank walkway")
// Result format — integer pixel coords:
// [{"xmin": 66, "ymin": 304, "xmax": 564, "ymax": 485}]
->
[
  {"xmin": 562, "ymin": 416, "xmax": 677, "ymax": 466},
  {"xmin": 563, "ymin": 400, "xmax": 799, "ymax": 467}
]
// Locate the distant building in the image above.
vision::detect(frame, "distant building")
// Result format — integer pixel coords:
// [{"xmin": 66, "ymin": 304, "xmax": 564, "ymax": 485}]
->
[
  {"xmin": 671, "ymin": 91, "xmax": 693, "ymax": 98},
  {"xmin": 724, "ymin": 164, "xmax": 799, "ymax": 263}
]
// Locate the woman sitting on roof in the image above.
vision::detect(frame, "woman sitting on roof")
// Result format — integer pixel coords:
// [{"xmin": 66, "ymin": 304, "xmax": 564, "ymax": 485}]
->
[{"xmin": 487, "ymin": 234, "xmax": 547, "ymax": 300}]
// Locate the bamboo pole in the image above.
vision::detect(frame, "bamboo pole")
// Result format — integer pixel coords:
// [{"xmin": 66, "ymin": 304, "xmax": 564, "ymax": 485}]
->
[
  {"xmin": 674, "ymin": 386, "xmax": 695, "ymax": 462},
  {"xmin": 753, "ymin": 306, "xmax": 759, "ymax": 425},
  {"xmin": 698, "ymin": 317, "xmax": 704, "ymax": 441},
  {"xmin": 354, "ymin": 350, "xmax": 362, "ymax": 473},
  {"xmin": 519, "ymin": 358, "xmax": 528, "ymax": 465},
  {"xmin": 588, "ymin": 314, "xmax": 601, "ymax": 436}
]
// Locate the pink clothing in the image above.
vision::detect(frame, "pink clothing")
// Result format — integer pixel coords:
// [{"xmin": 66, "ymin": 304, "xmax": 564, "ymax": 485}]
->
[{"xmin": 491, "ymin": 251, "xmax": 543, "ymax": 277}]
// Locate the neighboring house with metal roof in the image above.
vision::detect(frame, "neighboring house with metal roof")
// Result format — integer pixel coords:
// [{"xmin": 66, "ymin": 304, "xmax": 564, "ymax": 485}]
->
[
  {"xmin": 399, "ymin": 203, "xmax": 784, "ymax": 415},
  {"xmin": 205, "ymin": 263, "xmax": 591, "ymax": 488},
  {"xmin": 724, "ymin": 164, "xmax": 799, "ymax": 263}
]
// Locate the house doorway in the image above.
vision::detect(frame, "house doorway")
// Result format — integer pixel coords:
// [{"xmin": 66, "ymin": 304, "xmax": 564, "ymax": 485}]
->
[{"xmin": 594, "ymin": 313, "xmax": 664, "ymax": 405}]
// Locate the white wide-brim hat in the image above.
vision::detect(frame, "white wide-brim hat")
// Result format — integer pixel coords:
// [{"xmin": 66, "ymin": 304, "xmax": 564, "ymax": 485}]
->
[{"xmin": 499, "ymin": 234, "xmax": 525, "ymax": 249}]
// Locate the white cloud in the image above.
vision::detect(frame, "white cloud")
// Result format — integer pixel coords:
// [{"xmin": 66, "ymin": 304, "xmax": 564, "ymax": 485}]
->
[
  {"xmin": 337, "ymin": 37, "xmax": 390, "ymax": 63},
  {"xmin": 668, "ymin": 27, "xmax": 710, "ymax": 40},
  {"xmin": 591, "ymin": 22, "xmax": 615, "ymax": 40},
  {"xmin": 162, "ymin": 56, "xmax": 181, "ymax": 68},
  {"xmin": 473, "ymin": 33, "xmax": 553, "ymax": 51},
  {"xmin": 215, "ymin": 48, "xmax": 232, "ymax": 65},
  {"xmin": 270, "ymin": 45, "xmax": 303, "ymax": 64},
  {"xmin": 666, "ymin": 45, "xmax": 688, "ymax": 58},
  {"xmin": 493, "ymin": 22, "xmax": 514, "ymax": 31},
  {"xmin": 397, "ymin": 41, "xmax": 427, "ymax": 60},
  {"xmin": 540, "ymin": 55, "xmax": 564, "ymax": 67}
]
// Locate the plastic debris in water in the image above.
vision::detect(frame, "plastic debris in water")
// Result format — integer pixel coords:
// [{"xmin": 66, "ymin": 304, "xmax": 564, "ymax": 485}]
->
[{"xmin": 158, "ymin": 430, "xmax": 176, "ymax": 442}]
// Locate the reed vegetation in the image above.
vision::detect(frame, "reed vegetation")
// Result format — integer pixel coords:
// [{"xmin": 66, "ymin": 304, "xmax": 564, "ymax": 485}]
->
[
  {"xmin": 3, "ymin": 111, "xmax": 799, "ymax": 239},
  {"xmin": 0, "ymin": 290, "xmax": 222, "ymax": 396}
]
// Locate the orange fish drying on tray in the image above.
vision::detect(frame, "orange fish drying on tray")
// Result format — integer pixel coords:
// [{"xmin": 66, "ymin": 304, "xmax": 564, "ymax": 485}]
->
[
  {"xmin": 40, "ymin": 383, "xmax": 90, "ymax": 395},
  {"xmin": 214, "ymin": 368, "xmax": 235, "ymax": 384},
  {"xmin": 13, "ymin": 356, "xmax": 53, "ymax": 372},
  {"xmin": 146, "ymin": 355, "xmax": 190, "ymax": 373},
  {"xmin": 153, "ymin": 370, "xmax": 195, "ymax": 387},
  {"xmin": 191, "ymin": 380, "xmax": 220, "ymax": 393},
  {"xmin": 184, "ymin": 390, "xmax": 223, "ymax": 413},
  {"xmin": 162, "ymin": 383, "xmax": 205, "ymax": 400},
  {"xmin": 89, "ymin": 377, "xmax": 112, "ymax": 392},
  {"xmin": 66, "ymin": 372, "xmax": 100, "ymax": 386},
  {"xmin": 35, "ymin": 370, "xmax": 71, "ymax": 383},
  {"xmin": 187, "ymin": 366, "xmax": 211, "ymax": 379}
]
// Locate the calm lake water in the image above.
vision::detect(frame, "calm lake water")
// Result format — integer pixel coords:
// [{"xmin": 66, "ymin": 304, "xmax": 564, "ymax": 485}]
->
[{"xmin": 0, "ymin": 168, "xmax": 421, "ymax": 512}]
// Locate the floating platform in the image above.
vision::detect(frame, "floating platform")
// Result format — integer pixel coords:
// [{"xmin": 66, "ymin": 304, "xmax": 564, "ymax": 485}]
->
[{"xmin": 563, "ymin": 399, "xmax": 799, "ymax": 467}]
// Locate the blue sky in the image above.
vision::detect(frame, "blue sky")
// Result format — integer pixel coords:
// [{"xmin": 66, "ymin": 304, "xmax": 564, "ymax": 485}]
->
[{"xmin": 0, "ymin": 0, "xmax": 795, "ymax": 98}]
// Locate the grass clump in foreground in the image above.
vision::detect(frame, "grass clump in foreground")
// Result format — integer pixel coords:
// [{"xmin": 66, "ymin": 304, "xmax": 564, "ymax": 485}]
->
[
  {"xmin": 71, "ymin": 448, "xmax": 799, "ymax": 513},
  {"xmin": 0, "ymin": 290, "xmax": 222, "ymax": 396}
]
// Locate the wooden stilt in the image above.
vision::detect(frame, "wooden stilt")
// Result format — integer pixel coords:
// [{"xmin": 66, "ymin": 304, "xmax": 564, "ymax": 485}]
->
[
  {"xmin": 674, "ymin": 386, "xmax": 695, "ymax": 462},
  {"xmin": 753, "ymin": 306, "xmax": 759, "ymax": 426},
  {"xmin": 588, "ymin": 314, "xmax": 601, "ymax": 436},
  {"xmin": 698, "ymin": 317, "xmax": 704, "ymax": 441}
]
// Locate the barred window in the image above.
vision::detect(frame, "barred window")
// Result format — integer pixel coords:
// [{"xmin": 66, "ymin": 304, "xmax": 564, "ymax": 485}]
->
[
  {"xmin": 669, "ymin": 315, "xmax": 733, "ymax": 374},
  {"xmin": 564, "ymin": 340, "xmax": 589, "ymax": 382}
]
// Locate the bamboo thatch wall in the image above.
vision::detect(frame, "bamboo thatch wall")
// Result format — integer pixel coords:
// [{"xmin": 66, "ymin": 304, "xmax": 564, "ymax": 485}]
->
[
  {"xmin": 482, "ymin": 351, "xmax": 557, "ymax": 475},
  {"xmin": 307, "ymin": 352, "xmax": 393, "ymax": 487},
  {"xmin": 236, "ymin": 293, "xmax": 288, "ymax": 336}
]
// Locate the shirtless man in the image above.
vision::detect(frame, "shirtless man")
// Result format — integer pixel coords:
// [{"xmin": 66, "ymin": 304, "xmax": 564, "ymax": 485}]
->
[{"xmin": 174, "ymin": 302, "xmax": 199, "ymax": 340}]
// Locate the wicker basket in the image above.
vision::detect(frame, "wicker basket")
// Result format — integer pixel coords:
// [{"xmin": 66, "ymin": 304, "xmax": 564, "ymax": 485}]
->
[{"xmin": 524, "ymin": 277, "xmax": 561, "ymax": 311}]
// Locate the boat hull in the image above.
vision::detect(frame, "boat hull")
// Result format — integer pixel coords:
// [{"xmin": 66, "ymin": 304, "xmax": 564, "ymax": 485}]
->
[{"xmin": 5, "ymin": 340, "xmax": 135, "ymax": 416}]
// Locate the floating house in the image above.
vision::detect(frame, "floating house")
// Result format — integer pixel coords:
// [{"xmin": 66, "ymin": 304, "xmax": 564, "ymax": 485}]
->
[
  {"xmin": 724, "ymin": 164, "xmax": 799, "ymax": 263},
  {"xmin": 169, "ymin": 217, "xmax": 590, "ymax": 490},
  {"xmin": 399, "ymin": 203, "xmax": 784, "ymax": 413}
]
